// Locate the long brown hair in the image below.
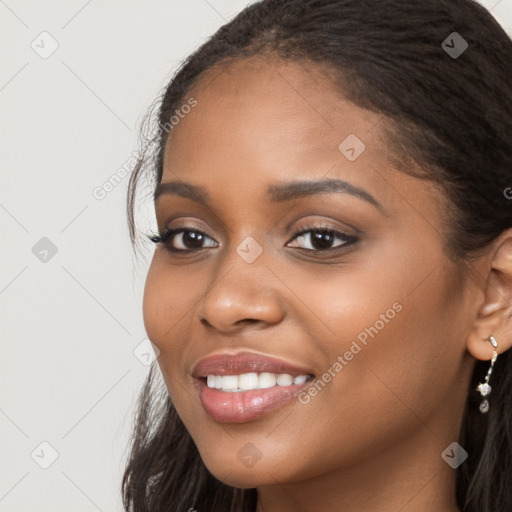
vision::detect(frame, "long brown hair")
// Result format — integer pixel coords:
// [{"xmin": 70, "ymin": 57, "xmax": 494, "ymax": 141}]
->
[{"xmin": 123, "ymin": 1, "xmax": 512, "ymax": 510}]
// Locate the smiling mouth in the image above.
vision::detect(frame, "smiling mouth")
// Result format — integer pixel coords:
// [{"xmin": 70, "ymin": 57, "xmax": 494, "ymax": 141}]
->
[
  {"xmin": 192, "ymin": 351, "xmax": 317, "ymax": 422},
  {"xmin": 195, "ymin": 372, "xmax": 316, "ymax": 423},
  {"xmin": 200, "ymin": 372, "xmax": 315, "ymax": 392}
]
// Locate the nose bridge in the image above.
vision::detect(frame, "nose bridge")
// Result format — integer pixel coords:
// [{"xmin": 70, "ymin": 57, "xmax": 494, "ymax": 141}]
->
[{"xmin": 199, "ymin": 235, "xmax": 284, "ymax": 331}]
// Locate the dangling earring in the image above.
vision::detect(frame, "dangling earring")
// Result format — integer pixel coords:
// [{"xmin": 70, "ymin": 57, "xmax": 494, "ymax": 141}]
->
[{"xmin": 476, "ymin": 335, "xmax": 499, "ymax": 414}]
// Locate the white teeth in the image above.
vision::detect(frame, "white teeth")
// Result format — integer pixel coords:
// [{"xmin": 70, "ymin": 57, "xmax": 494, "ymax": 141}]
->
[
  {"xmin": 258, "ymin": 372, "xmax": 276, "ymax": 388},
  {"xmin": 293, "ymin": 375, "xmax": 307, "ymax": 385},
  {"xmin": 239, "ymin": 372, "xmax": 259, "ymax": 390},
  {"xmin": 205, "ymin": 372, "xmax": 311, "ymax": 391},
  {"xmin": 221, "ymin": 375, "xmax": 239, "ymax": 390},
  {"xmin": 277, "ymin": 373, "xmax": 294, "ymax": 386}
]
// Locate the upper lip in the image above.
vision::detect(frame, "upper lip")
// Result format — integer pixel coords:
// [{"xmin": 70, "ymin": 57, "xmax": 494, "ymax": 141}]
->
[{"xmin": 192, "ymin": 351, "xmax": 315, "ymax": 379}]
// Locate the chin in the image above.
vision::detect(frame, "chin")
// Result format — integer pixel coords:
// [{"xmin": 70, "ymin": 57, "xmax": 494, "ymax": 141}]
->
[{"xmin": 207, "ymin": 467, "xmax": 275, "ymax": 489}]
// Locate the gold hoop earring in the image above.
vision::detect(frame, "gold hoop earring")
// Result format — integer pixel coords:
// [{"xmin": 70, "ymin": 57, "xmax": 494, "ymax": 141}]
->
[{"xmin": 476, "ymin": 335, "xmax": 499, "ymax": 414}]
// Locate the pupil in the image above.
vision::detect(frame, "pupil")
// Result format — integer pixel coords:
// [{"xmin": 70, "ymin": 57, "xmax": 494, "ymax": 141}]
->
[
  {"xmin": 184, "ymin": 231, "xmax": 204, "ymax": 248},
  {"xmin": 312, "ymin": 232, "xmax": 332, "ymax": 250}
]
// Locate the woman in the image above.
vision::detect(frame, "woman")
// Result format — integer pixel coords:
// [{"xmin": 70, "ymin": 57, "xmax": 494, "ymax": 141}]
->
[{"xmin": 122, "ymin": 1, "xmax": 512, "ymax": 510}]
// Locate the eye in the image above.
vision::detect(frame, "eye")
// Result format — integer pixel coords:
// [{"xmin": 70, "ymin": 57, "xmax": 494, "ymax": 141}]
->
[
  {"xmin": 286, "ymin": 224, "xmax": 357, "ymax": 251},
  {"xmin": 147, "ymin": 223, "xmax": 358, "ymax": 254},
  {"xmin": 148, "ymin": 227, "xmax": 218, "ymax": 252}
]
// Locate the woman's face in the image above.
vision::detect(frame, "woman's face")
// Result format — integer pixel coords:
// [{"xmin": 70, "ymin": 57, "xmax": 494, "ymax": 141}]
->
[{"xmin": 143, "ymin": 56, "xmax": 477, "ymax": 487}]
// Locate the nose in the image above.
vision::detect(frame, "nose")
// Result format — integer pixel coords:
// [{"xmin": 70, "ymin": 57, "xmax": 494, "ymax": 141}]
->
[{"xmin": 198, "ymin": 259, "xmax": 285, "ymax": 334}]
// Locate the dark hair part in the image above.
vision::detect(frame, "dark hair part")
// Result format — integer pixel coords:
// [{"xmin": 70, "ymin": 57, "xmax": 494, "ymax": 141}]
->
[{"xmin": 123, "ymin": 1, "xmax": 512, "ymax": 510}]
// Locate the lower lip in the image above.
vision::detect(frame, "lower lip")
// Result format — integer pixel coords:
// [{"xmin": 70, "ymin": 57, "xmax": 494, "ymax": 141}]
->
[{"xmin": 196, "ymin": 378, "xmax": 312, "ymax": 423}]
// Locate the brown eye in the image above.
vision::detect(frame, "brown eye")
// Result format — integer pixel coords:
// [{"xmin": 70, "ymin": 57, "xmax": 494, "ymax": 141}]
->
[
  {"xmin": 171, "ymin": 230, "xmax": 215, "ymax": 250},
  {"xmin": 150, "ymin": 227, "xmax": 218, "ymax": 252},
  {"xmin": 287, "ymin": 227, "xmax": 357, "ymax": 251}
]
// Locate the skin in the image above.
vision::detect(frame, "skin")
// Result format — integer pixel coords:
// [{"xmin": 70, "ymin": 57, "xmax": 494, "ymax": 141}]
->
[{"xmin": 142, "ymin": 55, "xmax": 512, "ymax": 512}]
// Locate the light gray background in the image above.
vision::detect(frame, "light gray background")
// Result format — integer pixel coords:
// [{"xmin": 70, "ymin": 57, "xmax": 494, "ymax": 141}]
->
[{"xmin": 1, "ymin": 1, "xmax": 511, "ymax": 511}]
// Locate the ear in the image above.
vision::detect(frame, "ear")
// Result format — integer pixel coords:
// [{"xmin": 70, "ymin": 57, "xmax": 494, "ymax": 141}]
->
[{"xmin": 467, "ymin": 228, "xmax": 512, "ymax": 360}]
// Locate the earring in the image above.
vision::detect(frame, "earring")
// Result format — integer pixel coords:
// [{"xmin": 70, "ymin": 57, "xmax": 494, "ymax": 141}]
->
[{"xmin": 476, "ymin": 335, "xmax": 499, "ymax": 414}]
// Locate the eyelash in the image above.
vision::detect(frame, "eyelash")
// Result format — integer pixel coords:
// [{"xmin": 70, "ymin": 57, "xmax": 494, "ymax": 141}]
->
[{"xmin": 147, "ymin": 223, "xmax": 358, "ymax": 254}]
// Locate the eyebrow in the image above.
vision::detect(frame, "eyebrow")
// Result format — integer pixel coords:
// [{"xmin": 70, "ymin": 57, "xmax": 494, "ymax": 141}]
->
[{"xmin": 154, "ymin": 178, "xmax": 382, "ymax": 210}]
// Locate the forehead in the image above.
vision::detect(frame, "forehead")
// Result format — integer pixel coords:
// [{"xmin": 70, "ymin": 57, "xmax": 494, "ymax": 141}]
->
[
  {"xmin": 156, "ymin": 56, "xmax": 450, "ymax": 247},
  {"xmin": 162, "ymin": 55, "xmax": 389, "ymax": 186}
]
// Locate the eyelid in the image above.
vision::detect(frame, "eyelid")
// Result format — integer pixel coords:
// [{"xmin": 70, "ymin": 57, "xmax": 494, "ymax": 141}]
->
[
  {"xmin": 150, "ymin": 210, "xmax": 363, "ymax": 253},
  {"xmin": 161, "ymin": 224, "xmax": 219, "ymax": 249},
  {"xmin": 150, "ymin": 225, "xmax": 358, "ymax": 258},
  {"xmin": 285, "ymin": 218, "xmax": 357, "ymax": 239},
  {"xmin": 156, "ymin": 209, "xmax": 228, "ymax": 238},
  {"xmin": 159, "ymin": 220, "xmax": 218, "ymax": 240},
  {"xmin": 284, "ymin": 215, "xmax": 362, "ymax": 237},
  {"xmin": 169, "ymin": 222, "xmax": 217, "ymax": 239},
  {"xmin": 285, "ymin": 222, "xmax": 357, "ymax": 248}
]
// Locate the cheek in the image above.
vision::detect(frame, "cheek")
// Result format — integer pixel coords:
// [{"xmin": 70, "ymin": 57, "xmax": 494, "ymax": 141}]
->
[
  {"xmin": 142, "ymin": 258, "xmax": 169, "ymax": 345},
  {"xmin": 141, "ymin": 259, "xmax": 198, "ymax": 408},
  {"xmin": 248, "ymin": 259, "xmax": 465, "ymax": 473},
  {"xmin": 142, "ymin": 255, "xmax": 198, "ymax": 349},
  {"xmin": 192, "ymin": 296, "xmax": 456, "ymax": 489},
  {"xmin": 290, "ymin": 257, "xmax": 463, "ymax": 397},
  {"xmin": 139, "ymin": 242, "xmax": 468, "ymax": 486},
  {"xmin": 142, "ymin": 255, "xmax": 216, "ymax": 406}
]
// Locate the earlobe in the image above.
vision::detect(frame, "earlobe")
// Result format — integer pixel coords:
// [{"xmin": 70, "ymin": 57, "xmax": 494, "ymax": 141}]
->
[{"xmin": 466, "ymin": 228, "xmax": 512, "ymax": 361}]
